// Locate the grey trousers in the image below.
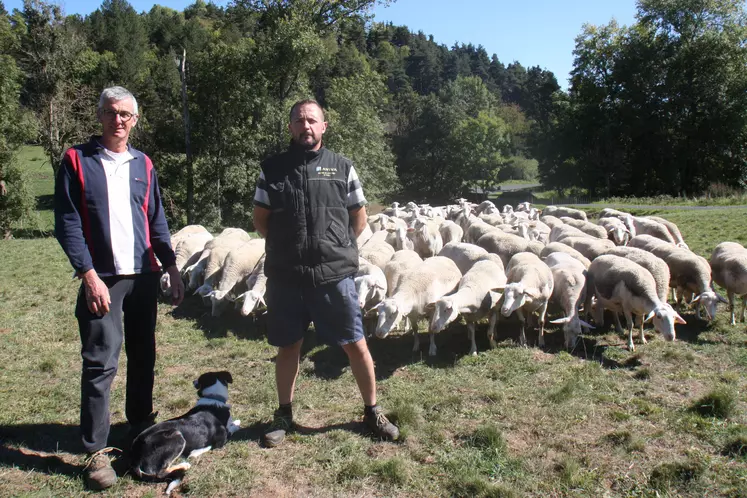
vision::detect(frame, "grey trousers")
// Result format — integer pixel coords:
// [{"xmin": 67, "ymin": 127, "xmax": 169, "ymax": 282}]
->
[{"xmin": 75, "ymin": 273, "xmax": 159, "ymax": 453}]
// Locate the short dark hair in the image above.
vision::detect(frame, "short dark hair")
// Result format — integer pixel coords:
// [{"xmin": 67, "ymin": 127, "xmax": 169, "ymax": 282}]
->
[{"xmin": 289, "ymin": 99, "xmax": 324, "ymax": 121}]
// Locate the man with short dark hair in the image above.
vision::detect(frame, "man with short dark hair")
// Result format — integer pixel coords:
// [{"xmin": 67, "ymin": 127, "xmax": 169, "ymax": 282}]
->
[
  {"xmin": 253, "ymin": 99, "xmax": 398, "ymax": 448},
  {"xmin": 54, "ymin": 86, "xmax": 184, "ymax": 489}
]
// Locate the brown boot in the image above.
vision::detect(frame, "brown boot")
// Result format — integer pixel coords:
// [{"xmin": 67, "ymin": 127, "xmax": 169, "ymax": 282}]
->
[
  {"xmin": 83, "ymin": 447, "xmax": 119, "ymax": 490},
  {"xmin": 364, "ymin": 405, "xmax": 400, "ymax": 441}
]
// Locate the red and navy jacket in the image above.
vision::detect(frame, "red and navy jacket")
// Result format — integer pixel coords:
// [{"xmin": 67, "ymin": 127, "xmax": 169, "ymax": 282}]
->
[{"xmin": 54, "ymin": 137, "xmax": 176, "ymax": 277}]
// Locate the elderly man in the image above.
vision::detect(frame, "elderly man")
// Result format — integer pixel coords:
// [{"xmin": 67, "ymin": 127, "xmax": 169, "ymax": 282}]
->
[
  {"xmin": 54, "ymin": 86, "xmax": 184, "ymax": 489},
  {"xmin": 253, "ymin": 99, "xmax": 399, "ymax": 448}
]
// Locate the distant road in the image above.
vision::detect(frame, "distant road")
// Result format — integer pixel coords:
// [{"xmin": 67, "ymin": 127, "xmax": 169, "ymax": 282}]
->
[
  {"xmin": 497, "ymin": 183, "xmax": 542, "ymax": 192},
  {"xmin": 556, "ymin": 203, "xmax": 747, "ymax": 210}
]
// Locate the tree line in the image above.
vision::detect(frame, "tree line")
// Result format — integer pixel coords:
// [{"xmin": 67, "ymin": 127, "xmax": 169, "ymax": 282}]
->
[{"xmin": 1, "ymin": 0, "xmax": 745, "ymax": 234}]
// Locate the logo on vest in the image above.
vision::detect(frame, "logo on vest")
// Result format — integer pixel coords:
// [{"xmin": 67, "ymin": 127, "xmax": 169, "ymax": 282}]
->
[{"xmin": 315, "ymin": 166, "xmax": 338, "ymax": 178}]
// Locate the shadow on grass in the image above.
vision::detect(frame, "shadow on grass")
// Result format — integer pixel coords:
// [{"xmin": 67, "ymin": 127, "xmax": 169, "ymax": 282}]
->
[
  {"xmin": 169, "ymin": 295, "xmax": 267, "ymax": 341},
  {"xmin": 36, "ymin": 194, "xmax": 54, "ymax": 210},
  {"xmin": 233, "ymin": 419, "xmax": 385, "ymax": 447}
]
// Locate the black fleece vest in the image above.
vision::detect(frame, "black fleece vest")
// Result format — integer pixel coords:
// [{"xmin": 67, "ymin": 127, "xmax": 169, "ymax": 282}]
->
[{"xmin": 261, "ymin": 145, "xmax": 359, "ymax": 287}]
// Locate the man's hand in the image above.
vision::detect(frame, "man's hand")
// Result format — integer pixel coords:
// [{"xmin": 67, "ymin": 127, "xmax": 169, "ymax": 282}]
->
[
  {"xmin": 166, "ymin": 265, "xmax": 184, "ymax": 306},
  {"xmin": 81, "ymin": 270, "xmax": 111, "ymax": 317}
]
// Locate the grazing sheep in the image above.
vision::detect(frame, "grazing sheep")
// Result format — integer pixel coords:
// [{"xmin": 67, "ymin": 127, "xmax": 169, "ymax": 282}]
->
[
  {"xmin": 542, "ymin": 205, "xmax": 588, "ymax": 221},
  {"xmin": 629, "ymin": 235, "xmax": 721, "ymax": 320},
  {"xmin": 373, "ymin": 257, "xmax": 462, "ymax": 356},
  {"xmin": 192, "ymin": 234, "xmax": 251, "ymax": 296},
  {"xmin": 559, "ymin": 217, "xmax": 608, "ymax": 239},
  {"xmin": 589, "ymin": 255, "xmax": 685, "ymax": 351},
  {"xmin": 540, "ymin": 242, "xmax": 591, "ymax": 269},
  {"xmin": 438, "ymin": 220, "xmax": 464, "ymax": 245},
  {"xmin": 161, "ymin": 231, "xmax": 214, "ymax": 296},
  {"xmin": 631, "ymin": 216, "xmax": 676, "ymax": 244},
  {"xmin": 710, "ymin": 242, "xmax": 747, "ymax": 325},
  {"xmin": 208, "ymin": 239, "xmax": 266, "ymax": 316},
  {"xmin": 539, "ymin": 215, "xmax": 564, "ymax": 229},
  {"xmin": 608, "ymin": 246, "xmax": 670, "ymax": 303},
  {"xmin": 647, "ymin": 216, "xmax": 688, "ymax": 248},
  {"xmin": 383, "ymin": 250, "xmax": 423, "ymax": 296},
  {"xmin": 475, "ymin": 200, "xmax": 498, "ymax": 215},
  {"xmin": 545, "ymin": 256, "xmax": 593, "ymax": 349},
  {"xmin": 359, "ymin": 240, "xmax": 396, "ymax": 270},
  {"xmin": 438, "ymin": 242, "xmax": 491, "ymax": 275},
  {"xmin": 550, "ymin": 224, "xmax": 595, "ymax": 243},
  {"xmin": 465, "ymin": 220, "xmax": 499, "ymax": 244},
  {"xmin": 409, "ymin": 218, "xmax": 444, "ymax": 258},
  {"xmin": 476, "ymin": 231, "xmax": 542, "ymax": 267},
  {"xmin": 495, "ymin": 252, "xmax": 554, "ymax": 347},
  {"xmin": 170, "ymin": 224, "xmax": 209, "ymax": 246},
  {"xmin": 427, "ymin": 259, "xmax": 506, "ymax": 355},
  {"xmin": 236, "ymin": 255, "xmax": 268, "ymax": 317},
  {"xmin": 355, "ymin": 257, "xmax": 388, "ymax": 337},
  {"xmin": 598, "ymin": 208, "xmax": 637, "ymax": 236},
  {"xmin": 558, "ymin": 236, "xmax": 615, "ymax": 260},
  {"xmin": 598, "ymin": 217, "xmax": 631, "ymax": 246}
]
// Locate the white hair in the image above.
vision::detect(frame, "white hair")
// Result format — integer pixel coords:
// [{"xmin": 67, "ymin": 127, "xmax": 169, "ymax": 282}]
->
[{"xmin": 98, "ymin": 86, "xmax": 138, "ymax": 115}]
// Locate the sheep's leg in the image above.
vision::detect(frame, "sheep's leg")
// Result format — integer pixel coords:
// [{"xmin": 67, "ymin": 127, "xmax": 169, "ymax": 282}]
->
[
  {"xmin": 487, "ymin": 312, "xmax": 498, "ymax": 349},
  {"xmin": 624, "ymin": 308, "xmax": 635, "ymax": 351},
  {"xmin": 740, "ymin": 296, "xmax": 746, "ymax": 323},
  {"xmin": 728, "ymin": 290, "xmax": 736, "ymax": 325},
  {"xmin": 467, "ymin": 322, "xmax": 477, "ymax": 356},
  {"xmin": 670, "ymin": 286, "xmax": 677, "ymax": 305},
  {"xmin": 537, "ymin": 302, "xmax": 548, "ymax": 348},
  {"xmin": 636, "ymin": 314, "xmax": 647, "ymax": 344},
  {"xmin": 613, "ymin": 312, "xmax": 624, "ymax": 334},
  {"xmin": 428, "ymin": 330, "xmax": 437, "ymax": 357},
  {"xmin": 411, "ymin": 318, "xmax": 420, "ymax": 352},
  {"xmin": 517, "ymin": 309, "xmax": 527, "ymax": 347}
]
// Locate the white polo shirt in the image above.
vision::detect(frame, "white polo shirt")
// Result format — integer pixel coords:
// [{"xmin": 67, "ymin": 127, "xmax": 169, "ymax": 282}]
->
[{"xmin": 99, "ymin": 146, "xmax": 136, "ymax": 275}]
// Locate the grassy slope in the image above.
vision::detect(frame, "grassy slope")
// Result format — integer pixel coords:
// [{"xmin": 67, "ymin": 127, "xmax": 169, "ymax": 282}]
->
[{"xmin": 0, "ymin": 149, "xmax": 745, "ymax": 497}]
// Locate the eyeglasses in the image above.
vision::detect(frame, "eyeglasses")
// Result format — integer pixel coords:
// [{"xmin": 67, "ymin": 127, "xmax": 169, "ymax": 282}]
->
[{"xmin": 100, "ymin": 109, "xmax": 137, "ymax": 122}]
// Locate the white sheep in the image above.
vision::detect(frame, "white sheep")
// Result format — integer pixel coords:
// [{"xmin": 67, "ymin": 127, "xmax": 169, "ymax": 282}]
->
[
  {"xmin": 495, "ymin": 252, "xmax": 554, "ymax": 348},
  {"xmin": 558, "ymin": 236, "xmax": 615, "ymax": 260},
  {"xmin": 476, "ymin": 231, "xmax": 543, "ymax": 268},
  {"xmin": 631, "ymin": 216, "xmax": 676, "ymax": 244},
  {"xmin": 550, "ymin": 224, "xmax": 596, "ymax": 243},
  {"xmin": 185, "ymin": 228, "xmax": 252, "ymax": 290},
  {"xmin": 236, "ymin": 255, "xmax": 268, "ymax": 317},
  {"xmin": 647, "ymin": 216, "xmax": 688, "ymax": 248},
  {"xmin": 409, "ymin": 218, "xmax": 443, "ymax": 258},
  {"xmin": 540, "ymin": 242, "xmax": 591, "ymax": 269},
  {"xmin": 359, "ymin": 239, "xmax": 396, "ymax": 270},
  {"xmin": 383, "ymin": 250, "xmax": 423, "ymax": 296},
  {"xmin": 355, "ymin": 257, "xmax": 388, "ymax": 310},
  {"xmin": 437, "ymin": 242, "xmax": 492, "ymax": 275},
  {"xmin": 193, "ymin": 234, "xmax": 254, "ymax": 298},
  {"xmin": 710, "ymin": 242, "xmax": 747, "ymax": 325},
  {"xmin": 427, "ymin": 259, "xmax": 506, "ymax": 355},
  {"xmin": 545, "ymin": 255, "xmax": 593, "ymax": 349},
  {"xmin": 373, "ymin": 256, "xmax": 462, "ymax": 356},
  {"xmin": 208, "ymin": 239, "xmax": 266, "ymax": 316},
  {"xmin": 542, "ymin": 205, "xmax": 588, "ymax": 221},
  {"xmin": 356, "ymin": 223, "xmax": 373, "ymax": 247},
  {"xmin": 465, "ymin": 219, "xmax": 499, "ymax": 244},
  {"xmin": 628, "ymin": 235, "xmax": 721, "ymax": 320},
  {"xmin": 161, "ymin": 230, "xmax": 213, "ymax": 296},
  {"xmin": 439, "ymin": 220, "xmax": 464, "ymax": 245},
  {"xmin": 539, "ymin": 215, "xmax": 564, "ymax": 229},
  {"xmin": 598, "ymin": 217, "xmax": 631, "ymax": 246},
  {"xmin": 588, "ymin": 255, "xmax": 685, "ymax": 351},
  {"xmin": 559, "ymin": 217, "xmax": 608, "ymax": 239}
]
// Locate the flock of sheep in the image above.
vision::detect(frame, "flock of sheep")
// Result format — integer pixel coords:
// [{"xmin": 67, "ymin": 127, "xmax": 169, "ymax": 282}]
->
[{"xmin": 161, "ymin": 200, "xmax": 747, "ymax": 354}]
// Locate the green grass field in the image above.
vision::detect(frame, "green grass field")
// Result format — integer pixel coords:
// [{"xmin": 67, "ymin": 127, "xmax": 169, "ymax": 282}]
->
[{"xmin": 0, "ymin": 148, "xmax": 745, "ymax": 496}]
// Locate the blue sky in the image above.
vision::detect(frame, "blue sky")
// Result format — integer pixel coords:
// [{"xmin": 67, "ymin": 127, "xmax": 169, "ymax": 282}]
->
[{"xmin": 4, "ymin": 0, "xmax": 639, "ymax": 88}]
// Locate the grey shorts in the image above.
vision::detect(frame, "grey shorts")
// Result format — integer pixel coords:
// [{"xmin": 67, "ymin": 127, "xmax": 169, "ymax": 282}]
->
[{"xmin": 265, "ymin": 276, "xmax": 364, "ymax": 347}]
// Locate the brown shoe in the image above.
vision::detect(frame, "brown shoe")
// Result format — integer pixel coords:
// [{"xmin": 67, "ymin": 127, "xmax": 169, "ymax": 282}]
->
[
  {"xmin": 364, "ymin": 406, "xmax": 399, "ymax": 441},
  {"xmin": 262, "ymin": 408, "xmax": 293, "ymax": 448},
  {"xmin": 83, "ymin": 447, "xmax": 119, "ymax": 490}
]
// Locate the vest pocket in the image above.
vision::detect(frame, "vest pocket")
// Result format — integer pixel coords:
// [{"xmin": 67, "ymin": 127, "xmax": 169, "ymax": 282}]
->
[{"xmin": 327, "ymin": 221, "xmax": 351, "ymax": 248}]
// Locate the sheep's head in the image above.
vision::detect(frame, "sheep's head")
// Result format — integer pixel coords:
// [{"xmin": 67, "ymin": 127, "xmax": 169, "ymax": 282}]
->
[
  {"xmin": 645, "ymin": 304, "xmax": 685, "ymax": 341},
  {"xmin": 355, "ymin": 275, "xmax": 386, "ymax": 310},
  {"xmin": 427, "ymin": 298, "xmax": 460, "ymax": 333},
  {"xmin": 160, "ymin": 272, "xmax": 172, "ymax": 296},
  {"xmin": 209, "ymin": 290, "xmax": 231, "ymax": 317},
  {"xmin": 237, "ymin": 290, "xmax": 266, "ymax": 317},
  {"xmin": 549, "ymin": 315, "xmax": 594, "ymax": 349},
  {"xmin": 374, "ymin": 299, "xmax": 403, "ymax": 339},
  {"xmin": 691, "ymin": 290, "xmax": 720, "ymax": 321},
  {"xmin": 608, "ymin": 226, "xmax": 629, "ymax": 246},
  {"xmin": 498, "ymin": 283, "xmax": 540, "ymax": 317}
]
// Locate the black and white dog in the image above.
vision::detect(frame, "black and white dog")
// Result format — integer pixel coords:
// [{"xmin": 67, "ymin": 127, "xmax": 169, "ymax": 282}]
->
[{"xmin": 130, "ymin": 371, "xmax": 240, "ymax": 493}]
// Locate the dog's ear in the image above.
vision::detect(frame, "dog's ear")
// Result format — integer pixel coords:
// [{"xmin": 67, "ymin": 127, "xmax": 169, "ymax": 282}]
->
[{"xmin": 216, "ymin": 371, "xmax": 233, "ymax": 385}]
